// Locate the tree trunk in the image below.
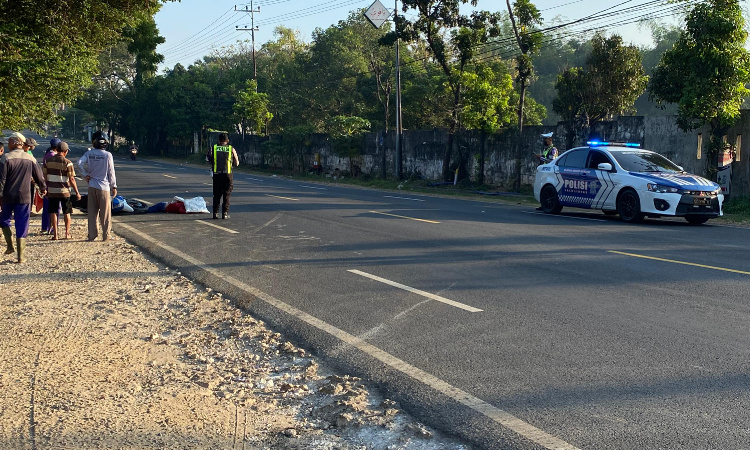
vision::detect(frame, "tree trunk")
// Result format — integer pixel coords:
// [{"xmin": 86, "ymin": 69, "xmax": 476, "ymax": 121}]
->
[
  {"xmin": 479, "ymin": 130, "xmax": 486, "ymax": 185},
  {"xmin": 443, "ymin": 133, "xmax": 453, "ymax": 182},
  {"xmin": 514, "ymin": 81, "xmax": 526, "ymax": 191}
]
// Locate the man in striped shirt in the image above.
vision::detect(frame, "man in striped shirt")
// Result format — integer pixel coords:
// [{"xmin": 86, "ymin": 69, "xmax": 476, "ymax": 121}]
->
[{"xmin": 43, "ymin": 141, "xmax": 81, "ymax": 240}]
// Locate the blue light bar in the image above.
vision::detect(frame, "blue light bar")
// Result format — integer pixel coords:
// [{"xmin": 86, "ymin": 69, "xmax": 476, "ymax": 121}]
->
[{"xmin": 586, "ymin": 141, "xmax": 641, "ymax": 148}]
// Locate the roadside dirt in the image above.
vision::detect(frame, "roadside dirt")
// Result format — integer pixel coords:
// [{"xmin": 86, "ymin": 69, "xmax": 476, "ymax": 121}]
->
[{"xmin": 0, "ymin": 214, "xmax": 469, "ymax": 449}]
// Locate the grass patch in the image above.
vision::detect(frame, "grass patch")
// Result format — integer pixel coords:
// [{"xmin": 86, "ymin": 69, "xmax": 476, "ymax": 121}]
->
[
  {"xmin": 724, "ymin": 195, "xmax": 750, "ymax": 215},
  {"xmin": 717, "ymin": 195, "xmax": 750, "ymax": 225}
]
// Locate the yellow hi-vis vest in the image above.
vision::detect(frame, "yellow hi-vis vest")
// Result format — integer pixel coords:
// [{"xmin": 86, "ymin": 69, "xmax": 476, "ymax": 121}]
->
[{"xmin": 212, "ymin": 144, "xmax": 233, "ymax": 174}]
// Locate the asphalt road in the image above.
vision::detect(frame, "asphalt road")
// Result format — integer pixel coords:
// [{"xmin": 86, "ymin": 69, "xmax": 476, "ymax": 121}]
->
[{"xmin": 61, "ymin": 140, "xmax": 750, "ymax": 449}]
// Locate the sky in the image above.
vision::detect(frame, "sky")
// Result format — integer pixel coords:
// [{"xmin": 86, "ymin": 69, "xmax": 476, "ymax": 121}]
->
[{"xmin": 154, "ymin": 0, "xmax": 692, "ymax": 72}]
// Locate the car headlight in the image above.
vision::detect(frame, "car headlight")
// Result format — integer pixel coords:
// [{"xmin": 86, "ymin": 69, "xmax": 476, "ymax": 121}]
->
[{"xmin": 647, "ymin": 183, "xmax": 680, "ymax": 194}]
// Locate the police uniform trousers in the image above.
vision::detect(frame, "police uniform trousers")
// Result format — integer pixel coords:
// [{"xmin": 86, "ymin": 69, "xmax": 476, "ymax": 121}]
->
[{"xmin": 212, "ymin": 173, "xmax": 233, "ymax": 215}]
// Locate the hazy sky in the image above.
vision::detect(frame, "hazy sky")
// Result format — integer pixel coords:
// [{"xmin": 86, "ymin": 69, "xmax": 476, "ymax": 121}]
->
[{"xmin": 155, "ymin": 0, "xmax": 688, "ymax": 71}]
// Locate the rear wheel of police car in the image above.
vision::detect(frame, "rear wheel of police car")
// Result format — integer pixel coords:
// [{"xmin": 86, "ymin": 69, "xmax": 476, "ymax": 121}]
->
[
  {"xmin": 617, "ymin": 189, "xmax": 644, "ymax": 223},
  {"xmin": 540, "ymin": 185, "xmax": 562, "ymax": 214},
  {"xmin": 685, "ymin": 216, "xmax": 709, "ymax": 225}
]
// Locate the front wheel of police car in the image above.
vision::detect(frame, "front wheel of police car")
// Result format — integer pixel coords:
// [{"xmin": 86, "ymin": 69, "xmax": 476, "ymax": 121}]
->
[
  {"xmin": 617, "ymin": 189, "xmax": 644, "ymax": 223},
  {"xmin": 540, "ymin": 185, "xmax": 563, "ymax": 214}
]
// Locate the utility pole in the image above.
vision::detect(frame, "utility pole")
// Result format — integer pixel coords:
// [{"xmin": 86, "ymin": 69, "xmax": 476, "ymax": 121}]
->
[
  {"xmin": 394, "ymin": 0, "xmax": 403, "ymax": 180},
  {"xmin": 236, "ymin": 2, "xmax": 260, "ymax": 83}
]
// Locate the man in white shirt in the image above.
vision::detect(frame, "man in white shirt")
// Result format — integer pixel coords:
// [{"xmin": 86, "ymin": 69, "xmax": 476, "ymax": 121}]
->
[{"xmin": 77, "ymin": 131, "xmax": 118, "ymax": 241}]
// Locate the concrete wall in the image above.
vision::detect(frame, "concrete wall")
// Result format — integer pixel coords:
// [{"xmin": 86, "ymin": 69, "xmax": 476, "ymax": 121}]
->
[{"xmin": 210, "ymin": 112, "xmax": 750, "ymax": 196}]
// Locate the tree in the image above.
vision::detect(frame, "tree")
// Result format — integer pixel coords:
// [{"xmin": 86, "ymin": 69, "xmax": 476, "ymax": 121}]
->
[
  {"xmin": 461, "ymin": 64, "xmax": 515, "ymax": 183},
  {"xmin": 75, "ymin": 17, "xmax": 165, "ymax": 147},
  {"xmin": 649, "ymin": 0, "xmax": 750, "ymax": 180},
  {"xmin": 506, "ymin": 0, "xmax": 543, "ymax": 190},
  {"xmin": 553, "ymin": 33, "xmax": 648, "ymax": 148},
  {"xmin": 233, "ymin": 80, "xmax": 273, "ymax": 136},
  {"xmin": 0, "ymin": 0, "xmax": 163, "ymax": 130},
  {"xmin": 383, "ymin": 1, "xmax": 503, "ymax": 181}
]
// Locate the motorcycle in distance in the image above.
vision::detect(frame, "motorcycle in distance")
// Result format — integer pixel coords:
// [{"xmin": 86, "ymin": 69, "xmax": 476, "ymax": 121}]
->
[{"xmin": 129, "ymin": 141, "xmax": 138, "ymax": 161}]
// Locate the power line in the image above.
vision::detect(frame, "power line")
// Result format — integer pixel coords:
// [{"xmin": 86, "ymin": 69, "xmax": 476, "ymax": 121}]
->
[
  {"xmin": 160, "ymin": 6, "xmax": 235, "ymax": 53},
  {"xmin": 161, "ymin": 0, "xmax": 370, "ymax": 67}
]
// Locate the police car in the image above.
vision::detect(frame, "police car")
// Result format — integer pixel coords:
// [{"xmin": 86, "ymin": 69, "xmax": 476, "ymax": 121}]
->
[{"xmin": 533, "ymin": 141, "xmax": 723, "ymax": 224}]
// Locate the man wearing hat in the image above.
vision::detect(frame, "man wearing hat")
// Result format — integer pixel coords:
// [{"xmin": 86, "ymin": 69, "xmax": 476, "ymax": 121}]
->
[
  {"xmin": 0, "ymin": 132, "xmax": 47, "ymax": 263},
  {"xmin": 40, "ymin": 137, "xmax": 64, "ymax": 234},
  {"xmin": 534, "ymin": 132, "xmax": 558, "ymax": 165},
  {"xmin": 44, "ymin": 141, "xmax": 81, "ymax": 240}
]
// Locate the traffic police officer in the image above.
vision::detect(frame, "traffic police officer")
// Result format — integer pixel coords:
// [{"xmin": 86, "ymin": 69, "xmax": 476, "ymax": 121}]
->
[
  {"xmin": 206, "ymin": 133, "xmax": 239, "ymax": 219},
  {"xmin": 535, "ymin": 132, "xmax": 558, "ymax": 165}
]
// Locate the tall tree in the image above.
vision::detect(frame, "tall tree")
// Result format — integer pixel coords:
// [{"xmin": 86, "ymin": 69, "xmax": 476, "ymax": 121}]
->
[
  {"xmin": 649, "ymin": 0, "xmax": 750, "ymax": 180},
  {"xmin": 553, "ymin": 33, "xmax": 648, "ymax": 148},
  {"xmin": 383, "ymin": 1, "xmax": 503, "ymax": 181},
  {"xmin": 506, "ymin": 0, "xmax": 542, "ymax": 190},
  {"xmin": 233, "ymin": 80, "xmax": 274, "ymax": 137},
  {"xmin": 0, "ymin": 0, "xmax": 163, "ymax": 130},
  {"xmin": 460, "ymin": 64, "xmax": 515, "ymax": 184}
]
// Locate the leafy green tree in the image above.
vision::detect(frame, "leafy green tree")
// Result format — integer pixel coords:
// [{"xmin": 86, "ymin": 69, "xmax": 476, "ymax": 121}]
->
[
  {"xmin": 461, "ymin": 64, "xmax": 515, "ymax": 183},
  {"xmin": 649, "ymin": 0, "xmax": 750, "ymax": 179},
  {"xmin": 505, "ymin": 0, "xmax": 543, "ymax": 190},
  {"xmin": 553, "ymin": 33, "xmax": 648, "ymax": 147},
  {"xmin": 233, "ymin": 80, "xmax": 273, "ymax": 136},
  {"xmin": 0, "ymin": 0, "xmax": 162, "ymax": 130},
  {"xmin": 74, "ymin": 16, "xmax": 165, "ymax": 148},
  {"xmin": 383, "ymin": 1, "xmax": 503, "ymax": 180},
  {"xmin": 633, "ymin": 23, "xmax": 681, "ymax": 117},
  {"xmin": 256, "ymin": 27, "xmax": 310, "ymax": 132}
]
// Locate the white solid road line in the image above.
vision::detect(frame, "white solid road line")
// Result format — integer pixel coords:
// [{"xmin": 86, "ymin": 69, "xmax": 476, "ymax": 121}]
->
[
  {"xmin": 384, "ymin": 195, "xmax": 425, "ymax": 202},
  {"xmin": 195, "ymin": 220, "xmax": 239, "ymax": 234},
  {"xmin": 163, "ymin": 174, "xmax": 177, "ymax": 179},
  {"xmin": 347, "ymin": 269, "xmax": 482, "ymax": 313},
  {"xmin": 114, "ymin": 221, "xmax": 579, "ymax": 450},
  {"xmin": 299, "ymin": 185, "xmax": 327, "ymax": 190},
  {"xmin": 246, "ymin": 177, "xmax": 264, "ymax": 182}
]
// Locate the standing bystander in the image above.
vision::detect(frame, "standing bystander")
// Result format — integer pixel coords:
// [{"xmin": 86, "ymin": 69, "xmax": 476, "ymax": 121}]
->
[
  {"xmin": 0, "ymin": 133, "xmax": 47, "ymax": 263},
  {"xmin": 44, "ymin": 141, "xmax": 81, "ymax": 240},
  {"xmin": 40, "ymin": 137, "xmax": 63, "ymax": 234},
  {"xmin": 77, "ymin": 131, "xmax": 117, "ymax": 241},
  {"xmin": 206, "ymin": 133, "xmax": 239, "ymax": 219}
]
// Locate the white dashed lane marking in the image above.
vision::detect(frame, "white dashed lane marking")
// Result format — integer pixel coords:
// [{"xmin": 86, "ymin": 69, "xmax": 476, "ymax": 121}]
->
[
  {"xmin": 384, "ymin": 195, "xmax": 425, "ymax": 202},
  {"xmin": 347, "ymin": 270, "xmax": 482, "ymax": 313},
  {"xmin": 195, "ymin": 220, "xmax": 239, "ymax": 234}
]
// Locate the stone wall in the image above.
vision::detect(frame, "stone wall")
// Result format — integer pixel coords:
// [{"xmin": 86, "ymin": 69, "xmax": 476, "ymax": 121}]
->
[{"xmin": 209, "ymin": 112, "xmax": 750, "ymax": 196}]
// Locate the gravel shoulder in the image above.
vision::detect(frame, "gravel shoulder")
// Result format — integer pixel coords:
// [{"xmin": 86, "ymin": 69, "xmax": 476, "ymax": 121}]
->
[{"xmin": 0, "ymin": 213, "xmax": 468, "ymax": 449}]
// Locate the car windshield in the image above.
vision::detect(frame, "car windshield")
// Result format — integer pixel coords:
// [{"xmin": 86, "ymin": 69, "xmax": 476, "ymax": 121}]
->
[{"xmin": 610, "ymin": 151, "xmax": 683, "ymax": 173}]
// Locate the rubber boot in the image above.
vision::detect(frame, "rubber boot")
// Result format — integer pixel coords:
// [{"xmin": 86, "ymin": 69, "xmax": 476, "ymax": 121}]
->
[
  {"xmin": 2, "ymin": 227, "xmax": 13, "ymax": 255},
  {"xmin": 16, "ymin": 238, "xmax": 26, "ymax": 263}
]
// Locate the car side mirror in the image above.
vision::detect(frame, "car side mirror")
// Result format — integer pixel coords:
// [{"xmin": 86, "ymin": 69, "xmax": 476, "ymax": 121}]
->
[{"xmin": 597, "ymin": 163, "xmax": 613, "ymax": 171}]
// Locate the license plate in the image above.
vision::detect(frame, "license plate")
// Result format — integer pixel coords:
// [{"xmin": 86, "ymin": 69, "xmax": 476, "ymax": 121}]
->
[{"xmin": 693, "ymin": 197, "xmax": 711, "ymax": 205}]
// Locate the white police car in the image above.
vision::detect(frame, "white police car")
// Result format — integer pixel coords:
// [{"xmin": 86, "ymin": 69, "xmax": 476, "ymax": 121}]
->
[{"xmin": 533, "ymin": 141, "xmax": 723, "ymax": 224}]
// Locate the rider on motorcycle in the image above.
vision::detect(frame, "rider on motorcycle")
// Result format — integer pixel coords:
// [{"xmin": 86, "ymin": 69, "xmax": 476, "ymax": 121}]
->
[{"xmin": 129, "ymin": 141, "xmax": 138, "ymax": 160}]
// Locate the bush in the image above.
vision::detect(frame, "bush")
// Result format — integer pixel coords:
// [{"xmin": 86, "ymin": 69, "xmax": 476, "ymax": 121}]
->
[{"xmin": 724, "ymin": 195, "xmax": 750, "ymax": 215}]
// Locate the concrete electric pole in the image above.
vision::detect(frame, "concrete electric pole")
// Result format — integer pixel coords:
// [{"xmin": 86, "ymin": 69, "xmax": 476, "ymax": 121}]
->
[{"xmin": 236, "ymin": 2, "xmax": 261, "ymax": 84}]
